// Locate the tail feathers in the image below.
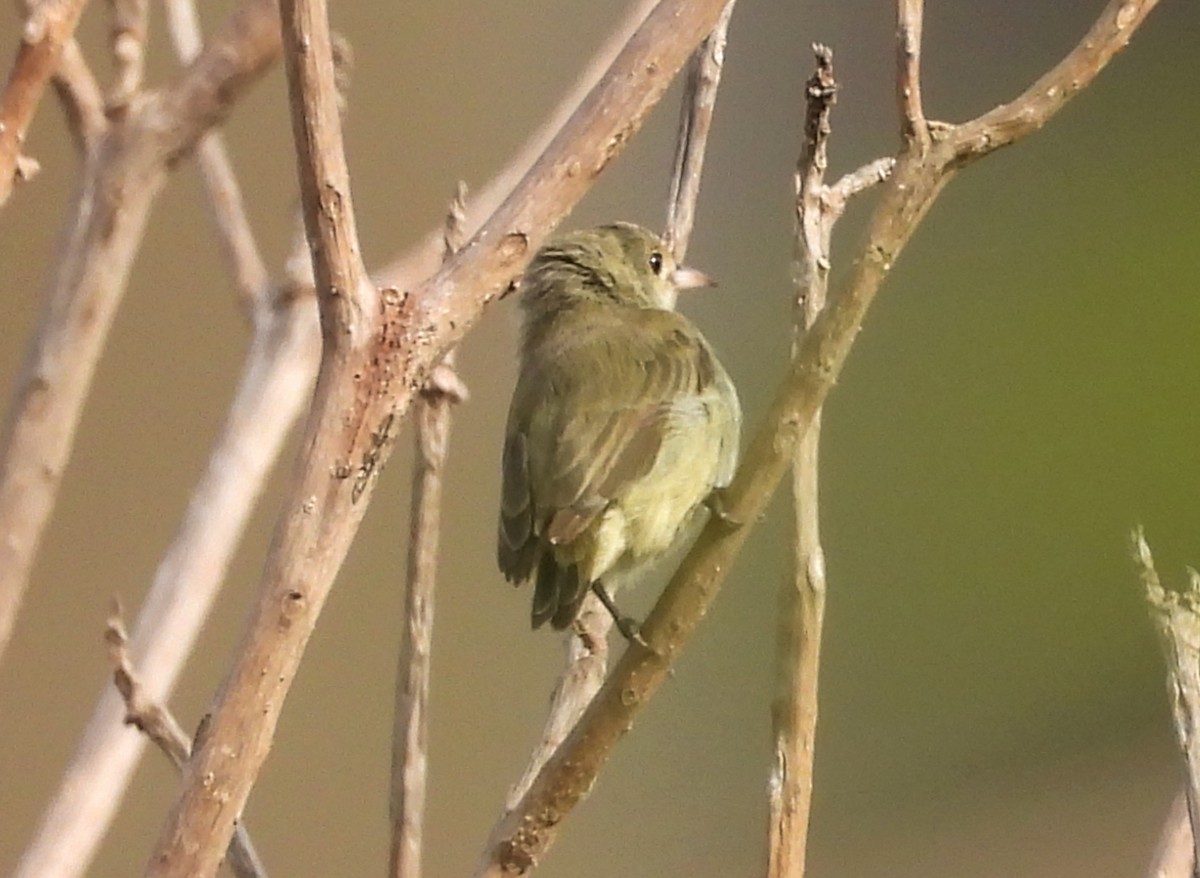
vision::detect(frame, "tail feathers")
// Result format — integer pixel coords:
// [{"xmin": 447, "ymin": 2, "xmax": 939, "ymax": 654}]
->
[{"xmin": 531, "ymin": 554, "xmax": 588, "ymax": 630}]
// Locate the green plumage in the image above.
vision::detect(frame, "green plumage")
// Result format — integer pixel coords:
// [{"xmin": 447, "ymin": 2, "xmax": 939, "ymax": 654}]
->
[{"xmin": 498, "ymin": 223, "xmax": 741, "ymax": 630}]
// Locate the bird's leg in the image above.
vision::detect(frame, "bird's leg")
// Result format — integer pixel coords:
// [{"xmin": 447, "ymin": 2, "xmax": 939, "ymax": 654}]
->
[
  {"xmin": 705, "ymin": 487, "xmax": 742, "ymax": 528},
  {"xmin": 591, "ymin": 580, "xmax": 648, "ymax": 648}
]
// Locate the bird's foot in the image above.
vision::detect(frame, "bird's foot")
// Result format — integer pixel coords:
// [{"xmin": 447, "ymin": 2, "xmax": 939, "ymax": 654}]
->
[
  {"xmin": 705, "ymin": 487, "xmax": 742, "ymax": 529},
  {"xmin": 591, "ymin": 581, "xmax": 649, "ymax": 649}
]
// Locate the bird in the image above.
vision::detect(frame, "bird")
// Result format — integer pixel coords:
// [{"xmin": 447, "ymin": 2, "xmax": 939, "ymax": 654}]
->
[{"xmin": 497, "ymin": 222, "xmax": 741, "ymax": 639}]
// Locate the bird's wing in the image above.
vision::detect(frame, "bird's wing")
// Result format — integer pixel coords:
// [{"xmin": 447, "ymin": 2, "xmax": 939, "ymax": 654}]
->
[{"xmin": 497, "ymin": 308, "xmax": 722, "ymax": 583}]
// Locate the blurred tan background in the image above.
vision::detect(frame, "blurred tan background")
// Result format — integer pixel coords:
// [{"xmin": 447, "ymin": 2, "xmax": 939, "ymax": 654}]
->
[{"xmin": 2, "ymin": 0, "xmax": 1198, "ymax": 875}]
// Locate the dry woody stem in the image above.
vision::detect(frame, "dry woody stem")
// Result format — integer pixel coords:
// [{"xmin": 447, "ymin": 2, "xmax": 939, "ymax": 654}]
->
[
  {"xmin": 106, "ymin": 0, "xmax": 149, "ymax": 111},
  {"xmin": 389, "ymin": 184, "xmax": 470, "ymax": 878},
  {"xmin": 491, "ymin": 3, "xmax": 736, "ymax": 832},
  {"xmin": 0, "ymin": 0, "xmax": 93, "ymax": 205},
  {"xmin": 9, "ymin": 6, "xmax": 289, "ymax": 876},
  {"xmin": 0, "ymin": 0, "xmax": 281, "ymax": 675},
  {"xmin": 143, "ymin": 2, "xmax": 742, "ymax": 875},
  {"xmin": 771, "ymin": 43, "xmax": 841, "ymax": 878},
  {"xmin": 770, "ymin": 45, "xmax": 895, "ymax": 878},
  {"xmin": 477, "ymin": 0, "xmax": 1163, "ymax": 872},
  {"xmin": 663, "ymin": 0, "xmax": 736, "ymax": 262},
  {"xmin": 1133, "ymin": 529, "xmax": 1200, "ymax": 876},
  {"xmin": 105, "ymin": 607, "xmax": 269, "ymax": 878}
]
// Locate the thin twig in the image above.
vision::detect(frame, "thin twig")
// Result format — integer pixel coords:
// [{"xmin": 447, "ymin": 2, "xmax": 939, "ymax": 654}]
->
[
  {"xmin": 10, "ymin": 6, "xmax": 287, "ymax": 875},
  {"xmin": 767, "ymin": 52, "xmax": 895, "ymax": 878},
  {"xmin": 22, "ymin": 0, "xmax": 108, "ymax": 156},
  {"xmin": 382, "ymin": 1, "xmax": 663, "ymax": 807},
  {"xmin": 163, "ymin": 0, "xmax": 270, "ymax": 313},
  {"xmin": 105, "ymin": 606, "xmax": 270, "ymax": 878},
  {"xmin": 475, "ymin": 1, "xmax": 1163, "ymax": 872},
  {"xmin": 769, "ymin": 42, "xmax": 837, "ymax": 878},
  {"xmin": 501, "ymin": 601, "xmax": 612, "ymax": 812},
  {"xmin": 491, "ymin": 0, "xmax": 736, "ymax": 833},
  {"xmin": 389, "ymin": 184, "xmax": 470, "ymax": 878},
  {"xmin": 13, "ymin": 240, "xmax": 317, "ymax": 878},
  {"xmin": 663, "ymin": 0, "xmax": 736, "ymax": 265},
  {"xmin": 49, "ymin": 39, "xmax": 106, "ymax": 153},
  {"xmin": 896, "ymin": 0, "xmax": 928, "ymax": 149},
  {"xmin": 827, "ymin": 157, "xmax": 895, "ymax": 204},
  {"xmin": 141, "ymin": 3, "xmax": 368, "ymax": 876},
  {"xmin": 143, "ymin": 3, "xmax": 745, "ymax": 875},
  {"xmin": 0, "ymin": 0, "xmax": 281, "ymax": 672},
  {"xmin": 0, "ymin": 0, "xmax": 94, "ymax": 205},
  {"xmin": 1133, "ymin": 528, "xmax": 1200, "ymax": 874},
  {"xmin": 106, "ymin": 0, "xmax": 149, "ymax": 113}
]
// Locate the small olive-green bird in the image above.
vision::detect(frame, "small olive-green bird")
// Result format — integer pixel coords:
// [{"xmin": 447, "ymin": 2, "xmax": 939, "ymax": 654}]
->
[{"xmin": 497, "ymin": 222, "xmax": 741, "ymax": 636}]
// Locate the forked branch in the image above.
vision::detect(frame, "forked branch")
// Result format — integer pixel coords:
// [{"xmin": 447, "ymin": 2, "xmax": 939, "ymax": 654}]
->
[
  {"xmin": 477, "ymin": 0, "xmax": 1163, "ymax": 872},
  {"xmin": 144, "ymin": 1, "xmax": 743, "ymax": 876}
]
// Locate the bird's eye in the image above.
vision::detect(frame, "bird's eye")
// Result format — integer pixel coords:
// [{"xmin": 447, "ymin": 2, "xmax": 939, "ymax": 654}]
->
[{"xmin": 648, "ymin": 251, "xmax": 664, "ymax": 275}]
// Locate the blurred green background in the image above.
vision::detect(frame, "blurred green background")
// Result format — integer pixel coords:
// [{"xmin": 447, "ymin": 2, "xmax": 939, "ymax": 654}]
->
[{"xmin": 1, "ymin": 0, "xmax": 1198, "ymax": 875}]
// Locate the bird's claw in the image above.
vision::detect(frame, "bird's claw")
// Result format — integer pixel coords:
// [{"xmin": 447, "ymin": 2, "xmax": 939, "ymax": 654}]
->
[
  {"xmin": 592, "ymin": 580, "xmax": 649, "ymax": 649},
  {"xmin": 705, "ymin": 487, "xmax": 742, "ymax": 528},
  {"xmin": 615, "ymin": 616, "xmax": 649, "ymax": 649}
]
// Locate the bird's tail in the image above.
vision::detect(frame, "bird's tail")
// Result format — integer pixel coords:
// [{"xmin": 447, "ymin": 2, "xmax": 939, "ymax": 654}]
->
[{"xmin": 531, "ymin": 553, "xmax": 588, "ymax": 630}]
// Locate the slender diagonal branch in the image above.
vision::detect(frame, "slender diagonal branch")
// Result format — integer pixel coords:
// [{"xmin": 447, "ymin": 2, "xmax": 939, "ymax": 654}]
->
[
  {"xmin": 49, "ymin": 39, "xmax": 106, "ymax": 153},
  {"xmin": 0, "ymin": 0, "xmax": 281, "ymax": 671},
  {"xmin": 1133, "ymin": 529, "xmax": 1200, "ymax": 874},
  {"xmin": 770, "ymin": 43, "xmax": 835, "ymax": 878},
  {"xmin": 896, "ymin": 0, "xmax": 928, "ymax": 148},
  {"xmin": 0, "ymin": 0, "xmax": 93, "ymax": 205},
  {"xmin": 105, "ymin": 607, "xmax": 270, "ymax": 878},
  {"xmin": 13, "ymin": 233, "xmax": 317, "ymax": 878},
  {"xmin": 476, "ymin": 1, "xmax": 1162, "ymax": 872},
  {"xmin": 106, "ymin": 0, "xmax": 149, "ymax": 112},
  {"xmin": 493, "ymin": 4, "xmax": 737, "ymax": 826},
  {"xmin": 663, "ymin": 0, "xmax": 736, "ymax": 264},
  {"xmin": 142, "ymin": 3, "xmax": 742, "ymax": 876},
  {"xmin": 389, "ymin": 184, "xmax": 470, "ymax": 878},
  {"xmin": 374, "ymin": 0, "xmax": 660, "ymax": 295}
]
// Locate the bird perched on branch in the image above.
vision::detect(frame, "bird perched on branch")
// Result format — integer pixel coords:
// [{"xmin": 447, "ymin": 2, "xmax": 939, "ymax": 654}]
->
[{"xmin": 497, "ymin": 222, "xmax": 741, "ymax": 640}]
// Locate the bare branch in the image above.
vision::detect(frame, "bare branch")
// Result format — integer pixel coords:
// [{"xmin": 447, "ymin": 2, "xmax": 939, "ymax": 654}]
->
[
  {"xmin": 106, "ymin": 0, "xmax": 149, "ymax": 112},
  {"xmin": 1134, "ymin": 529, "xmax": 1200, "ymax": 872},
  {"xmin": 0, "ymin": 0, "xmax": 94, "ymax": 206},
  {"xmin": 0, "ymin": 0, "xmax": 281, "ymax": 670},
  {"xmin": 663, "ymin": 0, "xmax": 735, "ymax": 263},
  {"xmin": 141, "ymin": 2, "xmax": 744, "ymax": 875},
  {"xmin": 949, "ymin": 0, "xmax": 1158, "ymax": 165},
  {"xmin": 896, "ymin": 0, "xmax": 928, "ymax": 148},
  {"xmin": 280, "ymin": 0, "xmax": 369, "ymax": 320},
  {"xmin": 389, "ymin": 184, "xmax": 469, "ymax": 878},
  {"xmin": 20, "ymin": 0, "xmax": 108, "ymax": 155},
  {"xmin": 501, "ymin": 602, "xmax": 612, "ymax": 813},
  {"xmin": 105, "ymin": 606, "xmax": 270, "ymax": 878},
  {"xmin": 163, "ymin": 0, "xmax": 271, "ymax": 312},
  {"xmin": 477, "ymin": 1, "xmax": 1163, "ymax": 872},
  {"xmin": 769, "ymin": 42, "xmax": 837, "ymax": 878},
  {"xmin": 14, "ymin": 280, "xmax": 318, "ymax": 878},
  {"xmin": 49, "ymin": 39, "xmax": 106, "ymax": 153},
  {"xmin": 827, "ymin": 157, "xmax": 895, "ymax": 206},
  {"xmin": 485, "ymin": 4, "xmax": 736, "ymax": 851}
]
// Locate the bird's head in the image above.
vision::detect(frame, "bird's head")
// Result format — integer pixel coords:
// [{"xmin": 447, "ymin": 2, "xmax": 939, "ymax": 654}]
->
[{"xmin": 520, "ymin": 222, "xmax": 713, "ymax": 315}]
